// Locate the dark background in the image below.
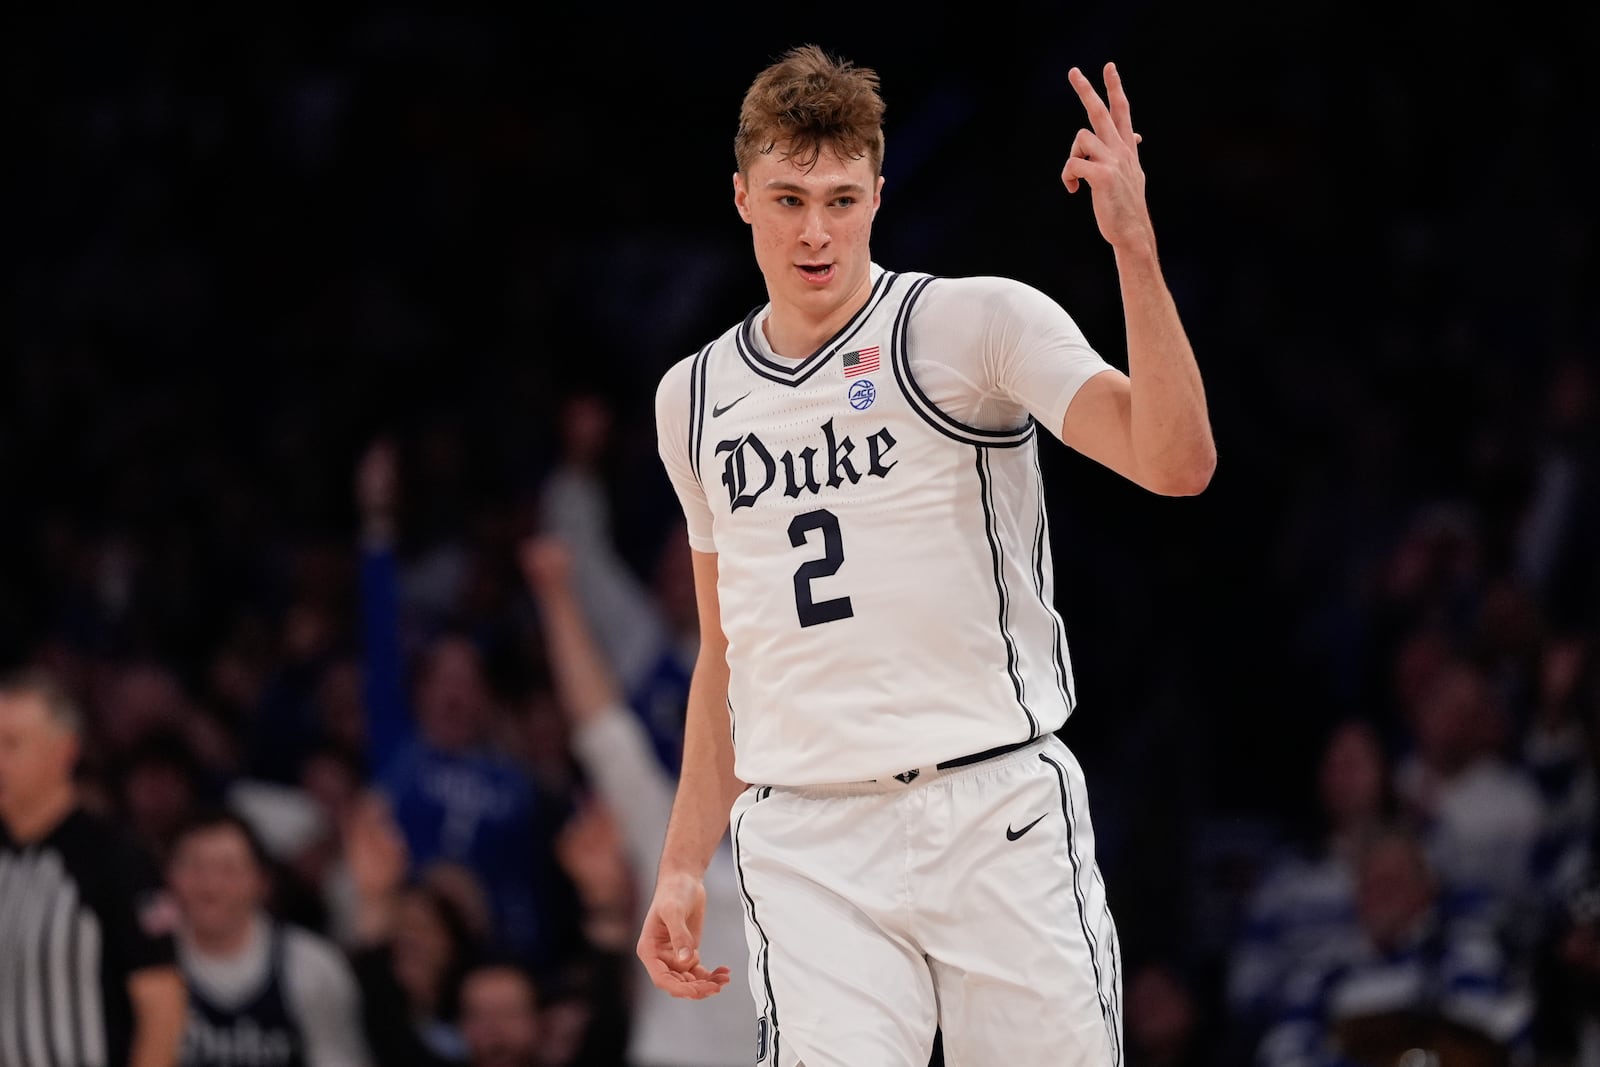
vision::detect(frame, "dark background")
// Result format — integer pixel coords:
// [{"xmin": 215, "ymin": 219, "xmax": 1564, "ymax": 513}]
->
[{"xmin": 3, "ymin": 4, "xmax": 1597, "ymax": 1059}]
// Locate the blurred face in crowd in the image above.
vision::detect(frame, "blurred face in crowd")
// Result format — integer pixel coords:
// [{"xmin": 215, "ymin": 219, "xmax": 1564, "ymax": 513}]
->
[
  {"xmin": 460, "ymin": 966, "xmax": 540, "ymax": 1067},
  {"xmin": 169, "ymin": 822, "xmax": 268, "ymax": 948},
  {"xmin": 416, "ymin": 637, "xmax": 492, "ymax": 753},
  {"xmin": 1414, "ymin": 663, "xmax": 1488, "ymax": 775},
  {"xmin": 1125, "ymin": 964, "xmax": 1197, "ymax": 1065},
  {"xmin": 1318, "ymin": 721, "xmax": 1386, "ymax": 829},
  {"xmin": 0, "ymin": 691, "xmax": 78, "ymax": 826},
  {"xmin": 560, "ymin": 393, "xmax": 612, "ymax": 467},
  {"xmin": 299, "ymin": 749, "xmax": 362, "ymax": 830},
  {"xmin": 122, "ymin": 752, "xmax": 199, "ymax": 853},
  {"xmin": 1357, "ymin": 834, "xmax": 1435, "ymax": 951},
  {"xmin": 392, "ymin": 887, "xmax": 459, "ymax": 1014}
]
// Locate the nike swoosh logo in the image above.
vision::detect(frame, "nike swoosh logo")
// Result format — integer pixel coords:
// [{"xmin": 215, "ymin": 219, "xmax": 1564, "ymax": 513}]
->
[
  {"xmin": 712, "ymin": 392, "xmax": 752, "ymax": 418},
  {"xmin": 1006, "ymin": 813, "xmax": 1048, "ymax": 841}
]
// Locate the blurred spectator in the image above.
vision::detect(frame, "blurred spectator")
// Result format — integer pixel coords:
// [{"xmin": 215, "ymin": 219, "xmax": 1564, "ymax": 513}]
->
[
  {"xmin": 521, "ymin": 535, "xmax": 754, "ymax": 1067},
  {"xmin": 1256, "ymin": 829, "xmax": 1532, "ymax": 1067},
  {"xmin": 0, "ymin": 668, "xmax": 188, "ymax": 1067},
  {"xmin": 116, "ymin": 726, "xmax": 212, "ymax": 865},
  {"xmin": 543, "ymin": 799, "xmax": 632, "ymax": 1066},
  {"xmin": 356, "ymin": 439, "xmax": 557, "ymax": 964},
  {"xmin": 536, "ymin": 393, "xmax": 697, "ymax": 773},
  {"xmin": 343, "ymin": 791, "xmax": 481, "ymax": 1066},
  {"xmin": 1534, "ymin": 866, "xmax": 1600, "ymax": 1067},
  {"xmin": 1523, "ymin": 636, "xmax": 1598, "ymax": 898},
  {"xmin": 168, "ymin": 808, "xmax": 371, "ymax": 1067},
  {"xmin": 286, "ymin": 741, "xmax": 371, "ymax": 941},
  {"xmin": 458, "ymin": 962, "xmax": 541, "ymax": 1067},
  {"xmin": 1514, "ymin": 355, "xmax": 1600, "ymax": 632},
  {"xmin": 1227, "ymin": 719, "xmax": 1395, "ymax": 1038},
  {"xmin": 1126, "ymin": 961, "xmax": 1210, "ymax": 1067},
  {"xmin": 1395, "ymin": 659, "xmax": 1545, "ymax": 929}
]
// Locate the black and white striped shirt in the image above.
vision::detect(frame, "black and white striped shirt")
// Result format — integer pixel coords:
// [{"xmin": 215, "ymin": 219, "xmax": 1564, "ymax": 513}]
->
[{"xmin": 0, "ymin": 808, "xmax": 178, "ymax": 1067}]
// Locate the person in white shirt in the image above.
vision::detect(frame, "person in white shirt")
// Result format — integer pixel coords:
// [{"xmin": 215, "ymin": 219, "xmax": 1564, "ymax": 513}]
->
[
  {"xmin": 1396, "ymin": 659, "xmax": 1545, "ymax": 931},
  {"xmin": 168, "ymin": 809, "xmax": 372, "ymax": 1067},
  {"xmin": 521, "ymin": 536, "xmax": 753, "ymax": 1067}
]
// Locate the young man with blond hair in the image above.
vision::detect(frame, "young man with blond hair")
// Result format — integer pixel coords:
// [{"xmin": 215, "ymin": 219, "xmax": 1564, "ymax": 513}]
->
[{"xmin": 644, "ymin": 44, "xmax": 1214, "ymax": 1065}]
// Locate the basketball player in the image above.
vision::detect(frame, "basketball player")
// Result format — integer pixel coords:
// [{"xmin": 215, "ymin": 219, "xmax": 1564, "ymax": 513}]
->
[{"xmin": 642, "ymin": 45, "xmax": 1215, "ymax": 1066}]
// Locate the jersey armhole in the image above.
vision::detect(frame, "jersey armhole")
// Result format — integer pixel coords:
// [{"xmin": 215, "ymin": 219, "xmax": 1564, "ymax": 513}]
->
[{"xmin": 890, "ymin": 276, "xmax": 1037, "ymax": 449}]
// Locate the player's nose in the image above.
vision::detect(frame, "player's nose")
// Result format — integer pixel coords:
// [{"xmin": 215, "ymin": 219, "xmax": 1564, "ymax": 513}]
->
[{"xmin": 799, "ymin": 206, "xmax": 830, "ymax": 248}]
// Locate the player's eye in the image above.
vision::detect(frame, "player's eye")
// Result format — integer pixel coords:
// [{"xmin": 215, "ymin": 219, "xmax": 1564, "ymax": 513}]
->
[
  {"xmin": 777, "ymin": 195, "xmax": 802, "ymax": 207},
  {"xmin": 832, "ymin": 197, "xmax": 856, "ymax": 208}
]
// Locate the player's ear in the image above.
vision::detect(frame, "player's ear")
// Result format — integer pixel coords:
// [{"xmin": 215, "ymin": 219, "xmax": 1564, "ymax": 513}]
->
[
  {"xmin": 733, "ymin": 172, "xmax": 752, "ymax": 224},
  {"xmin": 871, "ymin": 174, "xmax": 884, "ymax": 220}
]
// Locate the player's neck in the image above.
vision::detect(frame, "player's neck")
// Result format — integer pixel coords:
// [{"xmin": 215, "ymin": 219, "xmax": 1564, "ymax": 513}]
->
[
  {"xmin": 763, "ymin": 276, "xmax": 874, "ymax": 360},
  {"xmin": 0, "ymin": 781, "xmax": 77, "ymax": 844}
]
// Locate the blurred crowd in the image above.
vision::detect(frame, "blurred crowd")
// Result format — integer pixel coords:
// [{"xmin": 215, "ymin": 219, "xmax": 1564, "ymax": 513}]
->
[{"xmin": 4, "ymin": 10, "xmax": 1598, "ymax": 1067}]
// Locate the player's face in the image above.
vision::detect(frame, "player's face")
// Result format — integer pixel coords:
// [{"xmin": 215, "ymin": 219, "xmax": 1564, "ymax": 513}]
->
[
  {"xmin": 734, "ymin": 142, "xmax": 882, "ymax": 328},
  {"xmin": 168, "ymin": 825, "xmax": 267, "ymax": 941},
  {"xmin": 0, "ymin": 694, "xmax": 76, "ymax": 821}
]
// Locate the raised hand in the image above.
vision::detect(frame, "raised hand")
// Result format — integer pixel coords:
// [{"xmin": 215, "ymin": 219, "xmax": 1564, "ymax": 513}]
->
[
  {"xmin": 344, "ymin": 791, "xmax": 409, "ymax": 903},
  {"xmin": 1063, "ymin": 63, "xmax": 1154, "ymax": 255},
  {"xmin": 555, "ymin": 797, "xmax": 632, "ymax": 915},
  {"xmin": 355, "ymin": 437, "xmax": 401, "ymax": 544},
  {"xmin": 637, "ymin": 871, "xmax": 733, "ymax": 999},
  {"xmin": 518, "ymin": 535, "xmax": 573, "ymax": 595}
]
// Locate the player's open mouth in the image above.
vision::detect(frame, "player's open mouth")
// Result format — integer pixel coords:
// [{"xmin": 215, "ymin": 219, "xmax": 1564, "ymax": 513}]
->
[{"xmin": 796, "ymin": 263, "xmax": 834, "ymax": 284}]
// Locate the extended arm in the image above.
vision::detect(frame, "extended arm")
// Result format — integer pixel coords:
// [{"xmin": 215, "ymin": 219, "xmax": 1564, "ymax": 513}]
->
[
  {"xmin": 1058, "ymin": 63, "xmax": 1216, "ymax": 497},
  {"xmin": 635, "ymin": 548, "xmax": 743, "ymax": 999},
  {"xmin": 355, "ymin": 439, "xmax": 412, "ymax": 773},
  {"xmin": 521, "ymin": 536, "xmax": 677, "ymax": 869},
  {"xmin": 126, "ymin": 966, "xmax": 186, "ymax": 1067},
  {"xmin": 287, "ymin": 934, "xmax": 376, "ymax": 1067}
]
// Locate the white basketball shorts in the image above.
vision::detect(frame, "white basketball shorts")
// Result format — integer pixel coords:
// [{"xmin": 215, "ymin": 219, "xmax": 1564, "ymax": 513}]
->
[{"xmin": 728, "ymin": 734, "xmax": 1123, "ymax": 1066}]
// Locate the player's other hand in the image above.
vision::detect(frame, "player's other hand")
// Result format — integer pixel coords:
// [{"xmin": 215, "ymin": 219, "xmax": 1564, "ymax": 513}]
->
[
  {"xmin": 637, "ymin": 870, "xmax": 733, "ymax": 999},
  {"xmin": 1062, "ymin": 62, "xmax": 1154, "ymax": 256}
]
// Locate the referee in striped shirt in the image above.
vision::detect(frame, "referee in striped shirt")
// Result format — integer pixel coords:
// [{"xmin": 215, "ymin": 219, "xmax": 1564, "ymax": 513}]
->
[{"xmin": 0, "ymin": 669, "xmax": 187, "ymax": 1067}]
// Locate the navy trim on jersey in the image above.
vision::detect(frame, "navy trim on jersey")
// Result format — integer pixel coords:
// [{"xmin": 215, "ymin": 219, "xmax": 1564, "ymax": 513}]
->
[
  {"xmin": 1107, "ymin": 916, "xmax": 1124, "ymax": 1065},
  {"xmin": 976, "ymin": 447, "xmax": 1038, "ymax": 740},
  {"xmin": 889, "ymin": 276, "xmax": 1036, "ymax": 449},
  {"xmin": 733, "ymin": 271, "xmax": 898, "ymax": 388},
  {"xmin": 733, "ymin": 798, "xmax": 780, "ymax": 1066},
  {"xmin": 1031, "ymin": 447, "xmax": 1076, "ymax": 714},
  {"xmin": 1041, "ymin": 753, "xmax": 1121, "ymax": 1067},
  {"xmin": 689, "ymin": 343, "xmax": 713, "ymax": 485}
]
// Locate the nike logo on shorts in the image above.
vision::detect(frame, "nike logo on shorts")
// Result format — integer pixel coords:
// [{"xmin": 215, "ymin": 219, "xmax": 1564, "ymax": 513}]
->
[
  {"xmin": 712, "ymin": 392, "xmax": 752, "ymax": 417},
  {"xmin": 1006, "ymin": 813, "xmax": 1047, "ymax": 841}
]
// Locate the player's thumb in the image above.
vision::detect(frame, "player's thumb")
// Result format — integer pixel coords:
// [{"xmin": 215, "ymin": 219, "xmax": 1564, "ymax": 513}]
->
[{"xmin": 667, "ymin": 916, "xmax": 697, "ymax": 965}]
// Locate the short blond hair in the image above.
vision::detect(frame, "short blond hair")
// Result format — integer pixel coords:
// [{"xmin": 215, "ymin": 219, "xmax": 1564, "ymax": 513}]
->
[{"xmin": 735, "ymin": 44, "xmax": 886, "ymax": 176}]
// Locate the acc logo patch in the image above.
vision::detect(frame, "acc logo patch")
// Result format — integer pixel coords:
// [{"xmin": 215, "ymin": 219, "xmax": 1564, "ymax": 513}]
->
[
  {"xmin": 848, "ymin": 378, "xmax": 876, "ymax": 411},
  {"xmin": 757, "ymin": 1016, "xmax": 770, "ymax": 1061}
]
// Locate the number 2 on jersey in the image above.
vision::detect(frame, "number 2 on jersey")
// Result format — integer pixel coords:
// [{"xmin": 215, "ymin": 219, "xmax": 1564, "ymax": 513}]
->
[{"xmin": 788, "ymin": 509, "xmax": 853, "ymax": 628}]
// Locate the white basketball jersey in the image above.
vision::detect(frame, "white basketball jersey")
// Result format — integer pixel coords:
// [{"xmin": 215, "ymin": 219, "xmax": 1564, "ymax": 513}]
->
[{"xmin": 667, "ymin": 270, "xmax": 1081, "ymax": 786}]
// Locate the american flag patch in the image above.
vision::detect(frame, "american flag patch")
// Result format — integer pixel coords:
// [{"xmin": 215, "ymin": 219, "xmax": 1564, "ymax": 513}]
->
[{"xmin": 841, "ymin": 346, "xmax": 880, "ymax": 378}]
